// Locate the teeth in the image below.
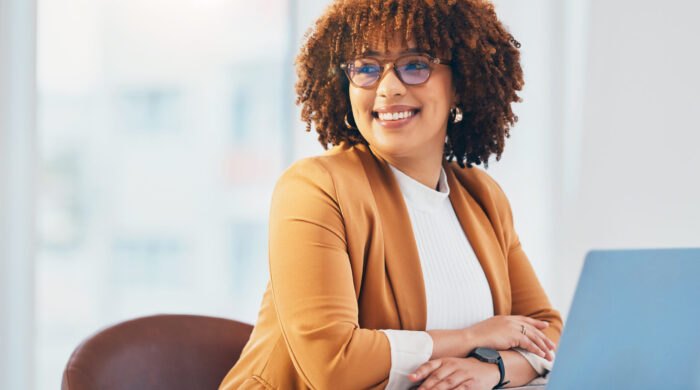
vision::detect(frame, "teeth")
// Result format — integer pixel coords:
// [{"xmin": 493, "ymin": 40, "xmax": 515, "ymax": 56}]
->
[{"xmin": 378, "ymin": 110, "xmax": 415, "ymax": 121}]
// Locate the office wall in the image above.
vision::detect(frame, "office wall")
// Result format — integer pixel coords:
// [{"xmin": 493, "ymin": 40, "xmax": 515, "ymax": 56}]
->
[
  {"xmin": 0, "ymin": 0, "xmax": 36, "ymax": 388},
  {"xmin": 551, "ymin": 0, "xmax": 700, "ymax": 318}
]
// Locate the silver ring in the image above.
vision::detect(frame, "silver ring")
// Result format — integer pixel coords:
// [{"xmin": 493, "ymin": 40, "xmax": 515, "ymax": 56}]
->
[{"xmin": 521, "ymin": 324, "xmax": 527, "ymax": 335}]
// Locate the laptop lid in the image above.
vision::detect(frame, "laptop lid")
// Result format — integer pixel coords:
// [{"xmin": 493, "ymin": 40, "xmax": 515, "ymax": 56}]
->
[{"xmin": 546, "ymin": 248, "xmax": 700, "ymax": 390}]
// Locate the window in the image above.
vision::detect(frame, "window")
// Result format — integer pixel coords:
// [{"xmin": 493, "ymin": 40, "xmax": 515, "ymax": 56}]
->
[{"xmin": 35, "ymin": 0, "xmax": 327, "ymax": 388}]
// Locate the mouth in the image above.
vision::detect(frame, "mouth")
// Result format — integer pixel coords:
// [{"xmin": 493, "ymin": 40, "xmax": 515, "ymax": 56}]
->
[{"xmin": 371, "ymin": 106, "xmax": 421, "ymax": 128}]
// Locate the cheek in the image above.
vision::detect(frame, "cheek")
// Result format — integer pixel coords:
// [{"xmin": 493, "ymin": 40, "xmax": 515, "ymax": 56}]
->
[
  {"xmin": 421, "ymin": 92, "xmax": 450, "ymax": 118},
  {"xmin": 348, "ymin": 87, "xmax": 371, "ymax": 120},
  {"xmin": 424, "ymin": 73, "xmax": 454, "ymax": 112}
]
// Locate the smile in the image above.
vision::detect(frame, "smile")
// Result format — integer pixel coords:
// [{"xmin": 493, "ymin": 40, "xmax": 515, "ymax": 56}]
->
[
  {"xmin": 371, "ymin": 106, "xmax": 421, "ymax": 129},
  {"xmin": 376, "ymin": 110, "xmax": 416, "ymax": 121}
]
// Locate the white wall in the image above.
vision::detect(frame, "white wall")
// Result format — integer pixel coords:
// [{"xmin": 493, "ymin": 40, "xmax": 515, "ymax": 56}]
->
[
  {"xmin": 0, "ymin": 0, "xmax": 36, "ymax": 388},
  {"xmin": 552, "ymin": 0, "xmax": 700, "ymax": 319},
  {"xmin": 487, "ymin": 0, "xmax": 558, "ymax": 305},
  {"xmin": 488, "ymin": 0, "xmax": 700, "ymax": 321}
]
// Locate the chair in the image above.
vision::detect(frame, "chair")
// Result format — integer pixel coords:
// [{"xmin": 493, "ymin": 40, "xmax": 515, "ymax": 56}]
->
[{"xmin": 61, "ymin": 314, "xmax": 253, "ymax": 390}]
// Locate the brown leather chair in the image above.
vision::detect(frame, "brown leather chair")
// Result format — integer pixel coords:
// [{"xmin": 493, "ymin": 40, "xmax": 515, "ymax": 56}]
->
[{"xmin": 62, "ymin": 314, "xmax": 253, "ymax": 390}]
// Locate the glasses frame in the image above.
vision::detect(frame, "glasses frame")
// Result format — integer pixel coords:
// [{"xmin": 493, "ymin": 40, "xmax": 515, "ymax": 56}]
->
[{"xmin": 339, "ymin": 52, "xmax": 451, "ymax": 88}]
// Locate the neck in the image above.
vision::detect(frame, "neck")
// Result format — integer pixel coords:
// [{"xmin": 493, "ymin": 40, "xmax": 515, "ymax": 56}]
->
[{"xmin": 381, "ymin": 149, "xmax": 444, "ymax": 190}]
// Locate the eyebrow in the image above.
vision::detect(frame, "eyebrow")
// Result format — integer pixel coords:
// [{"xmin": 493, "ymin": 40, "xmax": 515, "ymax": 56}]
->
[{"xmin": 365, "ymin": 47, "xmax": 420, "ymax": 56}]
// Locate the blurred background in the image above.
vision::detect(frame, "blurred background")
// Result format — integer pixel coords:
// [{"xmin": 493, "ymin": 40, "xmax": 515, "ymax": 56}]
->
[{"xmin": 1, "ymin": 0, "xmax": 698, "ymax": 388}]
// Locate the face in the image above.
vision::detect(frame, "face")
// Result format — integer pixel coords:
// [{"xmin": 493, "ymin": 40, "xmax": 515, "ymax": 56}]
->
[{"xmin": 348, "ymin": 37, "xmax": 456, "ymax": 163}]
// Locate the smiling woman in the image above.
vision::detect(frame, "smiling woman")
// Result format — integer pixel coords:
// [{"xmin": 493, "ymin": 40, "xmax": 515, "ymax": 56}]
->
[{"xmin": 218, "ymin": 1, "xmax": 561, "ymax": 389}]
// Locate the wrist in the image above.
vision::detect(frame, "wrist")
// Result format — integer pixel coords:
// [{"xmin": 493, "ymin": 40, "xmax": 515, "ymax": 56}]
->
[
  {"xmin": 461, "ymin": 327, "xmax": 477, "ymax": 355},
  {"xmin": 487, "ymin": 360, "xmax": 503, "ymax": 389},
  {"xmin": 469, "ymin": 357, "xmax": 502, "ymax": 389},
  {"xmin": 469, "ymin": 348, "xmax": 510, "ymax": 389}
]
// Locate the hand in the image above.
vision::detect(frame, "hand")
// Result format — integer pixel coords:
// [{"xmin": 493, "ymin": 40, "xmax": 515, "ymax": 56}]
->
[
  {"xmin": 409, "ymin": 357, "xmax": 500, "ymax": 390},
  {"xmin": 465, "ymin": 315, "xmax": 556, "ymax": 361}
]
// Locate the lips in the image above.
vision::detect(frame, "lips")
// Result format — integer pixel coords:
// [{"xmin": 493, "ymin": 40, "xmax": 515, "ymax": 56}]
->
[
  {"xmin": 372, "ymin": 105, "xmax": 421, "ymax": 119},
  {"xmin": 372, "ymin": 105, "xmax": 421, "ymax": 129}
]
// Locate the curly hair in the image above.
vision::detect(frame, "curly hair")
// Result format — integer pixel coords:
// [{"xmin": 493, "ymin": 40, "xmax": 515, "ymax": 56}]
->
[{"xmin": 295, "ymin": 0, "xmax": 523, "ymax": 168}]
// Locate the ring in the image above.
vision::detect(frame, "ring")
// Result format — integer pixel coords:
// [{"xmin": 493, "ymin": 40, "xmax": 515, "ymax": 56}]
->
[{"xmin": 521, "ymin": 324, "xmax": 527, "ymax": 335}]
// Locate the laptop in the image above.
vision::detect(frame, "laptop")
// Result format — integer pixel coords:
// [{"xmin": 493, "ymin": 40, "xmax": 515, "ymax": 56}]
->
[{"xmin": 539, "ymin": 248, "xmax": 700, "ymax": 390}]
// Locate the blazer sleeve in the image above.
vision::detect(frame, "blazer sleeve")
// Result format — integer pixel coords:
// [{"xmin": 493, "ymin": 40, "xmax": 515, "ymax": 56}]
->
[
  {"xmin": 494, "ymin": 182, "xmax": 564, "ymax": 346},
  {"xmin": 268, "ymin": 157, "xmax": 391, "ymax": 390}
]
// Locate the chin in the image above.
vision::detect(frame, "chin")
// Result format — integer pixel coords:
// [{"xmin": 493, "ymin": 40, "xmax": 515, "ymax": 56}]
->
[{"xmin": 368, "ymin": 139, "xmax": 418, "ymax": 159}]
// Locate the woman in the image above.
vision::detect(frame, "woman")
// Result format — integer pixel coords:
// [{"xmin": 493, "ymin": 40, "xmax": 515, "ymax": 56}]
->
[{"xmin": 219, "ymin": 0, "xmax": 562, "ymax": 389}]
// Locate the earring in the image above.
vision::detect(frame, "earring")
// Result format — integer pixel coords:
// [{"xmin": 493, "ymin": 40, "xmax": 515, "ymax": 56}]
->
[
  {"xmin": 344, "ymin": 112, "xmax": 357, "ymax": 129},
  {"xmin": 449, "ymin": 107, "xmax": 463, "ymax": 124}
]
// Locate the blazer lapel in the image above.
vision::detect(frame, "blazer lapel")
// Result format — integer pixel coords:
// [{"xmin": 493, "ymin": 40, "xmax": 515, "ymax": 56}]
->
[
  {"xmin": 356, "ymin": 143, "xmax": 427, "ymax": 331},
  {"xmin": 444, "ymin": 163, "xmax": 510, "ymax": 315}
]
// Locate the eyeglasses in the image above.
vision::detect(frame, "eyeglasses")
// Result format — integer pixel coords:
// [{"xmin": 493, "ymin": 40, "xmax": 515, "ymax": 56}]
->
[{"xmin": 339, "ymin": 53, "xmax": 451, "ymax": 87}]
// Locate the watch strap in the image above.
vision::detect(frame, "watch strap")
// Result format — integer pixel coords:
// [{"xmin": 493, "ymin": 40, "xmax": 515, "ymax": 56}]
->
[{"xmin": 493, "ymin": 356, "xmax": 510, "ymax": 389}]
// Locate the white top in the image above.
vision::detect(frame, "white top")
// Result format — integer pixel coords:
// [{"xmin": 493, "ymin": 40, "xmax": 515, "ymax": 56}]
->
[{"xmin": 379, "ymin": 163, "xmax": 553, "ymax": 389}]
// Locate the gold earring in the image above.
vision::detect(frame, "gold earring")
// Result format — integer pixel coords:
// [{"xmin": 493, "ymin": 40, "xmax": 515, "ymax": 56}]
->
[
  {"xmin": 344, "ymin": 112, "xmax": 357, "ymax": 129},
  {"xmin": 450, "ymin": 107, "xmax": 463, "ymax": 124}
]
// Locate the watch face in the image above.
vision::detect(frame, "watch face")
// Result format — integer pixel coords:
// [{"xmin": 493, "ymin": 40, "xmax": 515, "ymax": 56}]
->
[{"xmin": 473, "ymin": 347, "xmax": 500, "ymax": 363}]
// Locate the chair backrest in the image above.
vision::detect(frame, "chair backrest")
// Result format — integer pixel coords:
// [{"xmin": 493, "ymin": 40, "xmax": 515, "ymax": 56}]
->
[{"xmin": 62, "ymin": 314, "xmax": 253, "ymax": 390}]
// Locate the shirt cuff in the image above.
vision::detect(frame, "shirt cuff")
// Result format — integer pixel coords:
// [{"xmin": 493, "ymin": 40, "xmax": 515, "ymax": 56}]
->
[
  {"xmin": 513, "ymin": 347, "xmax": 555, "ymax": 376},
  {"xmin": 379, "ymin": 329, "xmax": 433, "ymax": 390}
]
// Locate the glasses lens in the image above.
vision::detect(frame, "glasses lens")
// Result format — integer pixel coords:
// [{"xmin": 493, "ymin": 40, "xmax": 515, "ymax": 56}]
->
[
  {"xmin": 396, "ymin": 55, "xmax": 431, "ymax": 85},
  {"xmin": 348, "ymin": 58, "xmax": 381, "ymax": 87}
]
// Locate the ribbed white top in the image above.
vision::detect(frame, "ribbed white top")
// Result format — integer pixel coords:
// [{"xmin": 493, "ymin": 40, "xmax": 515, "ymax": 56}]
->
[
  {"xmin": 380, "ymin": 163, "xmax": 552, "ymax": 390},
  {"xmin": 388, "ymin": 163, "xmax": 495, "ymax": 330}
]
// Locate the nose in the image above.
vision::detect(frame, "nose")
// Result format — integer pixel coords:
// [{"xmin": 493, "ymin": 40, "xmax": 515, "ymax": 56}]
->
[{"xmin": 375, "ymin": 64, "xmax": 406, "ymax": 98}]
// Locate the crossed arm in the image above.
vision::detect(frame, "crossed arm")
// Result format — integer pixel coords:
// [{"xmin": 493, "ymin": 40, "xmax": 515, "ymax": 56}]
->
[
  {"xmin": 409, "ymin": 316, "xmax": 556, "ymax": 390},
  {"xmin": 410, "ymin": 349, "xmax": 539, "ymax": 390}
]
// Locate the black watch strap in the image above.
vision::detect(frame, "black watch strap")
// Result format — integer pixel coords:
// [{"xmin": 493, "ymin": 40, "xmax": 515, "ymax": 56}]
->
[
  {"xmin": 493, "ymin": 356, "xmax": 510, "ymax": 389},
  {"xmin": 468, "ymin": 348, "xmax": 510, "ymax": 389}
]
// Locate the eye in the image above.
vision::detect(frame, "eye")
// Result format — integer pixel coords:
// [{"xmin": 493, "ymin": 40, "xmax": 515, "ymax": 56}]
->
[
  {"xmin": 356, "ymin": 64, "xmax": 380, "ymax": 74},
  {"xmin": 402, "ymin": 60, "xmax": 429, "ymax": 71}
]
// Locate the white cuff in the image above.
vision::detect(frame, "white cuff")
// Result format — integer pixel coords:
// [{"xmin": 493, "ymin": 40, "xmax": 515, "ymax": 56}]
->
[
  {"xmin": 379, "ymin": 330, "xmax": 433, "ymax": 390},
  {"xmin": 513, "ymin": 347, "xmax": 555, "ymax": 376}
]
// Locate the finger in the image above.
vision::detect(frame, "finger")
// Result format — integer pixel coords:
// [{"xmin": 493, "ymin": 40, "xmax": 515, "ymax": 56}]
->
[
  {"xmin": 427, "ymin": 374, "xmax": 467, "ymax": 390},
  {"xmin": 455, "ymin": 378, "xmax": 475, "ymax": 390},
  {"xmin": 527, "ymin": 324, "xmax": 557, "ymax": 351},
  {"xmin": 513, "ymin": 318, "xmax": 556, "ymax": 350},
  {"xmin": 411, "ymin": 360, "xmax": 443, "ymax": 383},
  {"xmin": 519, "ymin": 323, "xmax": 549, "ymax": 355},
  {"xmin": 519, "ymin": 334, "xmax": 547, "ymax": 358},
  {"xmin": 516, "ymin": 315, "xmax": 549, "ymax": 330},
  {"xmin": 437, "ymin": 371, "xmax": 473, "ymax": 390},
  {"xmin": 525, "ymin": 327, "xmax": 552, "ymax": 360},
  {"xmin": 417, "ymin": 366, "xmax": 457, "ymax": 390},
  {"xmin": 519, "ymin": 321, "xmax": 557, "ymax": 352}
]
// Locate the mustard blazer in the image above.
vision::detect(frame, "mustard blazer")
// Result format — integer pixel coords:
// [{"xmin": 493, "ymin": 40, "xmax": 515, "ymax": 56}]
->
[{"xmin": 219, "ymin": 142, "xmax": 562, "ymax": 390}]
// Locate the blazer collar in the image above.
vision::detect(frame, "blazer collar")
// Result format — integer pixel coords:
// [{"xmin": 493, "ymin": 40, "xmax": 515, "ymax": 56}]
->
[
  {"xmin": 443, "ymin": 164, "xmax": 510, "ymax": 316},
  {"xmin": 356, "ymin": 143, "xmax": 509, "ymax": 330},
  {"xmin": 357, "ymin": 143, "xmax": 427, "ymax": 330}
]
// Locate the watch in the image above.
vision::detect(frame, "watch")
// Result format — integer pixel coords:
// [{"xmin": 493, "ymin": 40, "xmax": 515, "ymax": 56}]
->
[{"xmin": 468, "ymin": 347, "xmax": 510, "ymax": 389}]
